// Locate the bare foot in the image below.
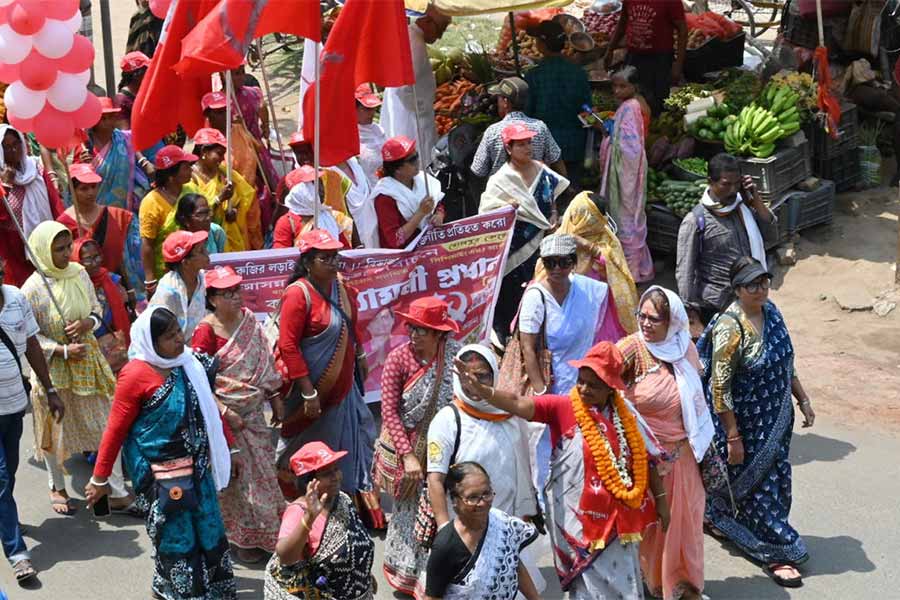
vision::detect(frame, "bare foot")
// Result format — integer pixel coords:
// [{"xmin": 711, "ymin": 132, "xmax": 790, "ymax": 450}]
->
[{"xmin": 49, "ymin": 489, "xmax": 76, "ymax": 516}]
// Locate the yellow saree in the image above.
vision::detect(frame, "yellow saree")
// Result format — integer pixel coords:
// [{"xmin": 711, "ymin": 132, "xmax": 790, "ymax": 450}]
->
[{"xmin": 182, "ymin": 165, "xmax": 262, "ymax": 251}]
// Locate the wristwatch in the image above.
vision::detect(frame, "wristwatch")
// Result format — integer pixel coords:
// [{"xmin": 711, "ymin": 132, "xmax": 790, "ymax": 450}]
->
[{"xmin": 46, "ymin": 386, "xmax": 57, "ymax": 395}]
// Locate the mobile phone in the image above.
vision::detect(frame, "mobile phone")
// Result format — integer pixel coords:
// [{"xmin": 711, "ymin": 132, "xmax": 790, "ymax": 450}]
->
[{"xmin": 93, "ymin": 494, "xmax": 110, "ymax": 517}]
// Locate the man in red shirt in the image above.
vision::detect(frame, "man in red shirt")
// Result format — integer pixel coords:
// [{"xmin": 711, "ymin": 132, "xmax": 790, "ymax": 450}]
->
[{"xmin": 605, "ymin": 0, "xmax": 687, "ymax": 115}]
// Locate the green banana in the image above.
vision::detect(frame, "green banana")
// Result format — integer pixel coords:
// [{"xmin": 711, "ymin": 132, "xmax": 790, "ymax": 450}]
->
[{"xmin": 758, "ymin": 127, "xmax": 783, "ymax": 144}]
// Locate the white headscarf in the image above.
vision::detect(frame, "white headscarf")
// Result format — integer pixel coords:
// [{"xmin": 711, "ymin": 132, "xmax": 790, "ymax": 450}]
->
[
  {"xmin": 638, "ymin": 286, "xmax": 714, "ymax": 462},
  {"xmin": 285, "ymin": 180, "xmax": 342, "ymax": 240},
  {"xmin": 331, "ymin": 159, "xmax": 378, "ymax": 248},
  {"xmin": 0, "ymin": 124, "xmax": 54, "ymax": 237},
  {"xmin": 129, "ymin": 305, "xmax": 231, "ymax": 490},
  {"xmin": 368, "ymin": 172, "xmax": 444, "ymax": 230},
  {"xmin": 452, "ymin": 343, "xmax": 507, "ymax": 415},
  {"xmin": 701, "ymin": 187, "xmax": 767, "ymax": 270}
]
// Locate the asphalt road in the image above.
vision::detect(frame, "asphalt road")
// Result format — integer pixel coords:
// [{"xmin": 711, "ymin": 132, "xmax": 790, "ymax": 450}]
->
[{"xmin": 0, "ymin": 414, "xmax": 893, "ymax": 599}]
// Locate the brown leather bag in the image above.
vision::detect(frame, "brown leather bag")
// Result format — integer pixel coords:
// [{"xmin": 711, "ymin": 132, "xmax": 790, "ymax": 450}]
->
[{"xmin": 497, "ymin": 285, "xmax": 552, "ymax": 395}]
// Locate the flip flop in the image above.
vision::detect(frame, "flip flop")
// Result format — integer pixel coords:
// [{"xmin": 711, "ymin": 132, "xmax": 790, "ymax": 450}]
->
[
  {"xmin": 703, "ymin": 522, "xmax": 728, "ymax": 541},
  {"xmin": 49, "ymin": 491, "xmax": 76, "ymax": 516},
  {"xmin": 766, "ymin": 563, "xmax": 803, "ymax": 588},
  {"xmin": 110, "ymin": 499, "xmax": 144, "ymax": 518},
  {"xmin": 13, "ymin": 558, "xmax": 37, "ymax": 583}
]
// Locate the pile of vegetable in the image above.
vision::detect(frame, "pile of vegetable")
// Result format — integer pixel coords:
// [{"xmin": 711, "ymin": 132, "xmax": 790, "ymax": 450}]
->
[
  {"xmin": 769, "ymin": 71, "xmax": 818, "ymax": 117},
  {"xmin": 683, "ymin": 29, "xmax": 710, "ymax": 50},
  {"xmin": 428, "ymin": 47, "xmax": 468, "ymax": 86},
  {"xmin": 649, "ymin": 111, "xmax": 686, "ymax": 143},
  {"xmin": 433, "ymin": 80, "xmax": 482, "ymax": 135},
  {"xmin": 687, "ymin": 103, "xmax": 737, "ymax": 143},
  {"xmin": 582, "ymin": 9, "xmax": 619, "ymax": 36},
  {"xmin": 664, "ymin": 84, "xmax": 713, "ymax": 113},
  {"xmin": 712, "ymin": 68, "xmax": 762, "ymax": 111},
  {"xmin": 673, "ymin": 157, "xmax": 708, "ymax": 178},
  {"xmin": 685, "ymin": 12, "xmax": 742, "ymax": 40},
  {"xmin": 647, "ymin": 168, "xmax": 670, "ymax": 200},
  {"xmin": 657, "ymin": 179, "xmax": 707, "ymax": 217},
  {"xmin": 723, "ymin": 91, "xmax": 801, "ymax": 158}
]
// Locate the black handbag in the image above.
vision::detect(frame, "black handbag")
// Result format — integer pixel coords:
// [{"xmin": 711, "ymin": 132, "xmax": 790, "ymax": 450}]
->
[{"xmin": 151, "ymin": 458, "xmax": 199, "ymax": 514}]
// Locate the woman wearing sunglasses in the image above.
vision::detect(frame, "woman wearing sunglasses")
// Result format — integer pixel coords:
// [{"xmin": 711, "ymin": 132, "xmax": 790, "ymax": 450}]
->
[
  {"xmin": 423, "ymin": 462, "xmax": 540, "ymax": 600},
  {"xmin": 696, "ymin": 256, "xmax": 815, "ymax": 589},
  {"xmin": 370, "ymin": 136, "xmax": 444, "ymax": 249}
]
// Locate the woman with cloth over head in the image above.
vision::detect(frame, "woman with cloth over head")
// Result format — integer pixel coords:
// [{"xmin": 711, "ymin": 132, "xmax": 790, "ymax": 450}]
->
[
  {"xmin": 376, "ymin": 297, "xmax": 461, "ymax": 596},
  {"xmin": 618, "ymin": 286, "xmax": 713, "ymax": 600},
  {"xmin": 424, "ymin": 344, "xmax": 543, "ymax": 599},
  {"xmin": 454, "ymin": 341, "xmax": 670, "ymax": 599},
  {"xmin": 192, "ymin": 265, "xmax": 284, "ymax": 564},
  {"xmin": 697, "ymin": 256, "xmax": 815, "ymax": 589},
  {"xmin": 265, "ymin": 441, "xmax": 376, "ymax": 600},
  {"xmin": 480, "ymin": 123, "xmax": 568, "ymax": 346},
  {"xmin": 272, "ymin": 166, "xmax": 354, "ymax": 250},
  {"xmin": 85, "ymin": 305, "xmax": 236, "ymax": 600},
  {"xmin": 371, "ymin": 136, "xmax": 445, "ymax": 249},
  {"xmin": 22, "ymin": 222, "xmax": 135, "ymax": 516},
  {"xmin": 0, "ymin": 125, "xmax": 65, "ymax": 286},
  {"xmin": 424, "ymin": 462, "xmax": 540, "ymax": 600},
  {"xmin": 148, "ymin": 230, "xmax": 210, "ymax": 339},
  {"xmin": 274, "ymin": 229, "xmax": 379, "ymax": 524}
]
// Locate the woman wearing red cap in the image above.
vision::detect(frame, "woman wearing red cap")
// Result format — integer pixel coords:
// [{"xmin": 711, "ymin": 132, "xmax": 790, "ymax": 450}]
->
[
  {"xmin": 455, "ymin": 341, "xmax": 670, "ymax": 599},
  {"xmin": 480, "ymin": 122, "xmax": 569, "ymax": 345},
  {"xmin": 272, "ymin": 166, "xmax": 354, "ymax": 250},
  {"xmin": 265, "ymin": 441, "xmax": 375, "ymax": 599},
  {"xmin": 148, "ymin": 230, "xmax": 210, "ymax": 338},
  {"xmin": 374, "ymin": 297, "xmax": 461, "ymax": 595},
  {"xmin": 192, "ymin": 266, "xmax": 284, "ymax": 564},
  {"xmin": 116, "ymin": 51, "xmax": 151, "ymax": 125},
  {"xmin": 274, "ymin": 229, "xmax": 379, "ymax": 522},
  {"xmin": 356, "ymin": 84, "xmax": 387, "ymax": 189},
  {"xmin": 140, "ymin": 145, "xmax": 198, "ymax": 295},
  {"xmin": 369, "ymin": 136, "xmax": 444, "ymax": 249}
]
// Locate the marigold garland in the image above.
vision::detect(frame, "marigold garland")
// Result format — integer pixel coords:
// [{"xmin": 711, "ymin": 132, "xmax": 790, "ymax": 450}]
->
[{"xmin": 571, "ymin": 388, "xmax": 649, "ymax": 509}]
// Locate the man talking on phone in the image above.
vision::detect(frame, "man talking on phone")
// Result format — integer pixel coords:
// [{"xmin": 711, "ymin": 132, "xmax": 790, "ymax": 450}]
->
[{"xmin": 676, "ymin": 153, "xmax": 776, "ymax": 321}]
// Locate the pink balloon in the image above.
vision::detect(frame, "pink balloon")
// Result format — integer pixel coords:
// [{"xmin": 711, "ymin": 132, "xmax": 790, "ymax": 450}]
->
[
  {"xmin": 19, "ymin": 50, "xmax": 57, "ymax": 90},
  {"xmin": 7, "ymin": 114, "xmax": 34, "ymax": 134},
  {"xmin": 0, "ymin": 7, "xmax": 7, "ymax": 26},
  {"xmin": 58, "ymin": 34, "xmax": 93, "ymax": 73},
  {"xmin": 34, "ymin": 105, "xmax": 75, "ymax": 149},
  {"xmin": 149, "ymin": 0, "xmax": 172, "ymax": 19},
  {"xmin": 72, "ymin": 93, "xmax": 101, "ymax": 129},
  {"xmin": 43, "ymin": 0, "xmax": 79, "ymax": 21},
  {"xmin": 8, "ymin": 3, "xmax": 44, "ymax": 36},
  {"xmin": 0, "ymin": 61, "xmax": 19, "ymax": 83}
]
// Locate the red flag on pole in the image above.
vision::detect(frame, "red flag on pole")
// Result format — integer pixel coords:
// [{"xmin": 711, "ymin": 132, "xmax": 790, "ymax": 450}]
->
[
  {"xmin": 174, "ymin": 0, "xmax": 321, "ymax": 77},
  {"xmin": 131, "ymin": 0, "xmax": 216, "ymax": 150},
  {"xmin": 302, "ymin": 0, "xmax": 414, "ymax": 167}
]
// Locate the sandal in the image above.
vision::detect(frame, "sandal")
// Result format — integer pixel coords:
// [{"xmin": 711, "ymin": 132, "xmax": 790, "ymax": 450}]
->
[
  {"xmin": 49, "ymin": 489, "xmax": 76, "ymax": 516},
  {"xmin": 110, "ymin": 498, "xmax": 144, "ymax": 518},
  {"xmin": 766, "ymin": 563, "xmax": 803, "ymax": 588},
  {"xmin": 235, "ymin": 547, "xmax": 269, "ymax": 564},
  {"xmin": 703, "ymin": 522, "xmax": 728, "ymax": 541},
  {"xmin": 13, "ymin": 558, "xmax": 37, "ymax": 583}
]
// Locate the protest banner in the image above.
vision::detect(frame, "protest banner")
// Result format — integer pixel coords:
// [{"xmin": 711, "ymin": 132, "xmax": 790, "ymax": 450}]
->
[{"xmin": 210, "ymin": 207, "xmax": 516, "ymax": 402}]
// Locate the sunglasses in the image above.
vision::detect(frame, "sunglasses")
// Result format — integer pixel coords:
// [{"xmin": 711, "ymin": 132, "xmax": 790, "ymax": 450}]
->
[
  {"xmin": 741, "ymin": 277, "xmax": 771, "ymax": 294},
  {"xmin": 543, "ymin": 256, "xmax": 574, "ymax": 270}
]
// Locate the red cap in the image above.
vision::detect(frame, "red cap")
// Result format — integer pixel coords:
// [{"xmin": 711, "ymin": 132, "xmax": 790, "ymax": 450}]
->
[
  {"xmin": 201, "ymin": 91, "xmax": 227, "ymax": 111},
  {"xmin": 155, "ymin": 145, "xmax": 199, "ymax": 169},
  {"xmin": 298, "ymin": 229, "xmax": 344, "ymax": 254},
  {"xmin": 99, "ymin": 96, "xmax": 122, "ymax": 115},
  {"xmin": 396, "ymin": 297, "xmax": 460, "ymax": 333},
  {"xmin": 193, "ymin": 127, "xmax": 228, "ymax": 148},
  {"xmin": 355, "ymin": 83, "xmax": 382, "ymax": 108},
  {"xmin": 162, "ymin": 230, "xmax": 208, "ymax": 263},
  {"xmin": 288, "ymin": 131, "xmax": 310, "ymax": 148},
  {"xmin": 120, "ymin": 51, "xmax": 151, "ymax": 73},
  {"xmin": 501, "ymin": 122, "xmax": 537, "ymax": 145},
  {"xmin": 204, "ymin": 265, "xmax": 243, "ymax": 290},
  {"xmin": 568, "ymin": 341, "xmax": 627, "ymax": 391},
  {"xmin": 289, "ymin": 441, "xmax": 347, "ymax": 477},
  {"xmin": 381, "ymin": 136, "xmax": 416, "ymax": 162},
  {"xmin": 69, "ymin": 163, "xmax": 102, "ymax": 184},
  {"xmin": 285, "ymin": 165, "xmax": 320, "ymax": 189}
]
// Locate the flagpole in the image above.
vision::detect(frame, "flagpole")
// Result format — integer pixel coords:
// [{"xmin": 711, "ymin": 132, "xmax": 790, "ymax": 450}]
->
[
  {"xmin": 225, "ymin": 71, "xmax": 234, "ymax": 184},
  {"xmin": 257, "ymin": 38, "xmax": 289, "ymax": 179},
  {"xmin": 410, "ymin": 82, "xmax": 430, "ymax": 198},
  {"xmin": 313, "ymin": 41, "xmax": 321, "ymax": 229}
]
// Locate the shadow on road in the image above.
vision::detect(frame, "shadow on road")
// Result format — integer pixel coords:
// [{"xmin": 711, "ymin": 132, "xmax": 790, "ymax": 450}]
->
[
  {"xmin": 234, "ymin": 572, "xmax": 264, "ymax": 598},
  {"xmin": 705, "ymin": 574, "xmax": 792, "ymax": 599},
  {"xmin": 790, "ymin": 432, "xmax": 857, "ymax": 467},
  {"xmin": 802, "ymin": 535, "xmax": 876, "ymax": 577},
  {"xmin": 24, "ymin": 514, "xmax": 142, "ymax": 571}
]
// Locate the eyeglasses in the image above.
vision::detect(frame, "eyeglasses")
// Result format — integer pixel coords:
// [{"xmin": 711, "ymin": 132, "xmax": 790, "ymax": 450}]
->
[
  {"xmin": 635, "ymin": 311, "xmax": 666, "ymax": 325},
  {"xmin": 543, "ymin": 256, "xmax": 574, "ymax": 270},
  {"xmin": 741, "ymin": 278, "xmax": 771, "ymax": 294},
  {"xmin": 314, "ymin": 253, "xmax": 338, "ymax": 265},
  {"xmin": 459, "ymin": 490, "xmax": 495, "ymax": 506},
  {"xmin": 407, "ymin": 324, "xmax": 432, "ymax": 338},
  {"xmin": 215, "ymin": 289, "xmax": 241, "ymax": 299}
]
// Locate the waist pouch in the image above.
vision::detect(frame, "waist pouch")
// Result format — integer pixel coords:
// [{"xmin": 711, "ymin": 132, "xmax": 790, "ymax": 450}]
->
[{"xmin": 151, "ymin": 457, "xmax": 198, "ymax": 514}]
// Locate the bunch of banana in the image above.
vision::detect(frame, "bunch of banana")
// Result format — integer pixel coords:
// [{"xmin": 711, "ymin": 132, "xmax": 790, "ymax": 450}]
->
[
  {"xmin": 723, "ymin": 99, "xmax": 799, "ymax": 159},
  {"xmin": 761, "ymin": 84, "xmax": 802, "ymax": 136}
]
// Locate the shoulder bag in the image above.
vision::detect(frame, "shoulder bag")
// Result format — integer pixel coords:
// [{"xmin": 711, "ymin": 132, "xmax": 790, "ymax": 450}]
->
[
  {"xmin": 413, "ymin": 403, "xmax": 461, "ymax": 549},
  {"xmin": 497, "ymin": 285, "xmax": 553, "ymax": 396}
]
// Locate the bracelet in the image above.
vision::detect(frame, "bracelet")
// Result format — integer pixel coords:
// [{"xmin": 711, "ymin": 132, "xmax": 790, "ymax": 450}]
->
[
  {"xmin": 126, "ymin": 289, "xmax": 136, "ymax": 297},
  {"xmin": 797, "ymin": 399, "xmax": 811, "ymax": 407},
  {"xmin": 727, "ymin": 435, "xmax": 742, "ymax": 442},
  {"xmin": 89, "ymin": 476, "xmax": 109, "ymax": 487},
  {"xmin": 63, "ymin": 344, "xmax": 68, "ymax": 360},
  {"xmin": 46, "ymin": 386, "xmax": 57, "ymax": 395},
  {"xmin": 301, "ymin": 390, "xmax": 319, "ymax": 400},
  {"xmin": 534, "ymin": 386, "xmax": 548, "ymax": 395},
  {"xmin": 655, "ymin": 492, "xmax": 667, "ymax": 498},
  {"xmin": 220, "ymin": 406, "xmax": 229, "ymax": 416},
  {"xmin": 144, "ymin": 279, "xmax": 158, "ymax": 286},
  {"xmin": 489, "ymin": 387, "xmax": 496, "ymax": 400},
  {"xmin": 297, "ymin": 517, "xmax": 313, "ymax": 532}
]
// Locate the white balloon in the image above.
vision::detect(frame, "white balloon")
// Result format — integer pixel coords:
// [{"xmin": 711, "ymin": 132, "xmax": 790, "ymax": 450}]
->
[
  {"xmin": 33, "ymin": 20, "xmax": 75, "ymax": 59},
  {"xmin": 0, "ymin": 24, "xmax": 33, "ymax": 65},
  {"xmin": 0, "ymin": 0, "xmax": 15, "ymax": 7},
  {"xmin": 47, "ymin": 72, "xmax": 88, "ymax": 112},
  {"xmin": 73, "ymin": 69, "xmax": 91, "ymax": 86},
  {"xmin": 4, "ymin": 81, "xmax": 47, "ymax": 120},
  {"xmin": 62, "ymin": 10, "xmax": 82, "ymax": 34}
]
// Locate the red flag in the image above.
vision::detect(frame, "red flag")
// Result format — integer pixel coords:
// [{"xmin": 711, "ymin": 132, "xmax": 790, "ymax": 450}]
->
[
  {"xmin": 302, "ymin": 0, "xmax": 413, "ymax": 167},
  {"xmin": 132, "ymin": 0, "xmax": 216, "ymax": 150},
  {"xmin": 174, "ymin": 0, "xmax": 321, "ymax": 77}
]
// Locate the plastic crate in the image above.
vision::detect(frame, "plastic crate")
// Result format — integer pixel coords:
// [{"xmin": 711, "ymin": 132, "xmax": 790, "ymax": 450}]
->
[
  {"xmin": 812, "ymin": 148, "xmax": 861, "ymax": 192},
  {"xmin": 684, "ymin": 33, "xmax": 745, "ymax": 81},
  {"xmin": 646, "ymin": 203, "xmax": 683, "ymax": 255},
  {"xmin": 804, "ymin": 102, "xmax": 859, "ymax": 160},
  {"xmin": 711, "ymin": 32, "xmax": 745, "ymax": 71},
  {"xmin": 764, "ymin": 192, "xmax": 798, "ymax": 249},
  {"xmin": 782, "ymin": 10, "xmax": 820, "ymax": 49},
  {"xmin": 794, "ymin": 179, "xmax": 836, "ymax": 230},
  {"xmin": 738, "ymin": 143, "xmax": 811, "ymax": 202}
]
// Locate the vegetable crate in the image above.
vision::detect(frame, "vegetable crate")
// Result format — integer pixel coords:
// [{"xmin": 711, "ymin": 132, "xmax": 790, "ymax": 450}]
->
[
  {"xmin": 684, "ymin": 33, "xmax": 745, "ymax": 82},
  {"xmin": 646, "ymin": 203, "xmax": 683, "ymax": 255},
  {"xmin": 792, "ymin": 179, "xmax": 836, "ymax": 231},
  {"xmin": 765, "ymin": 193, "xmax": 796, "ymax": 249},
  {"xmin": 737, "ymin": 142, "xmax": 811, "ymax": 203},
  {"xmin": 782, "ymin": 10, "xmax": 822, "ymax": 49},
  {"xmin": 812, "ymin": 147, "xmax": 861, "ymax": 192},
  {"xmin": 803, "ymin": 102, "xmax": 859, "ymax": 160}
]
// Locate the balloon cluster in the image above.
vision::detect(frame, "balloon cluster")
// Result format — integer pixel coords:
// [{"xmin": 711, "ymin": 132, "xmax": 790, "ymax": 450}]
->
[{"xmin": 0, "ymin": 0, "xmax": 100, "ymax": 149}]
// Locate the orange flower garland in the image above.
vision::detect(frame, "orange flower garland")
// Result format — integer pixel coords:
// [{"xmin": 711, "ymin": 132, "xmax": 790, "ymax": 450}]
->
[{"xmin": 571, "ymin": 388, "xmax": 649, "ymax": 509}]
